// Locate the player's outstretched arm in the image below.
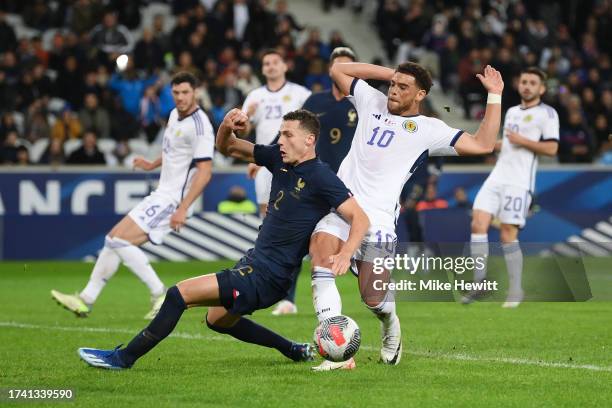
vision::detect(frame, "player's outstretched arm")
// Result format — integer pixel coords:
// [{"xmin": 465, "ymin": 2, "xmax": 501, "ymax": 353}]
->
[
  {"xmin": 454, "ymin": 65, "xmax": 504, "ymax": 155},
  {"xmin": 133, "ymin": 156, "xmax": 162, "ymax": 171},
  {"xmin": 216, "ymin": 109, "xmax": 256, "ymax": 163},
  {"xmin": 506, "ymin": 128, "xmax": 559, "ymax": 156},
  {"xmin": 171, "ymin": 160, "xmax": 212, "ymax": 231},
  {"xmin": 330, "ymin": 63, "xmax": 395, "ymax": 96},
  {"xmin": 330, "ymin": 197, "xmax": 370, "ymax": 275}
]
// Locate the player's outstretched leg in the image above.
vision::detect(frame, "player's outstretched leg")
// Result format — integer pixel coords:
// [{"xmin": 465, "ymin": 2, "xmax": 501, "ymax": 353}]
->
[
  {"xmin": 309, "ymin": 232, "xmax": 355, "ymax": 371},
  {"xmin": 357, "ymin": 261, "xmax": 402, "ymax": 365},
  {"xmin": 206, "ymin": 308, "xmax": 312, "ymax": 361},
  {"xmin": 271, "ymin": 265, "xmax": 299, "ymax": 316},
  {"xmin": 51, "ymin": 235, "xmax": 121, "ymax": 317}
]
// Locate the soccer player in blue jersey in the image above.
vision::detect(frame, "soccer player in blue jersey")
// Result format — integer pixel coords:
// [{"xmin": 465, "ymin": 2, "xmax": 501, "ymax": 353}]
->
[
  {"xmin": 272, "ymin": 47, "xmax": 360, "ymax": 316},
  {"xmin": 77, "ymin": 109, "xmax": 370, "ymax": 370}
]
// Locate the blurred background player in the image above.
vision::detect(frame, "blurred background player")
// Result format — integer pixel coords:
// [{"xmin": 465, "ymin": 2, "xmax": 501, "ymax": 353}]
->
[
  {"xmin": 51, "ymin": 72, "xmax": 214, "ymax": 320},
  {"xmin": 273, "ymin": 46, "xmax": 359, "ymax": 316},
  {"xmin": 310, "ymin": 61, "xmax": 504, "ymax": 370},
  {"xmin": 240, "ymin": 49, "xmax": 311, "ymax": 315},
  {"xmin": 466, "ymin": 67, "xmax": 559, "ymax": 308},
  {"xmin": 76, "ymin": 108, "xmax": 369, "ymax": 370},
  {"xmin": 241, "ymin": 49, "xmax": 311, "ymax": 216}
]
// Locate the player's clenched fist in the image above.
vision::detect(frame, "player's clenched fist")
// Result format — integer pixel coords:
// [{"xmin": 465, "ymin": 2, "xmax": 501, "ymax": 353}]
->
[
  {"xmin": 132, "ymin": 157, "xmax": 155, "ymax": 171},
  {"xmin": 223, "ymin": 108, "xmax": 249, "ymax": 131},
  {"xmin": 476, "ymin": 65, "xmax": 504, "ymax": 94}
]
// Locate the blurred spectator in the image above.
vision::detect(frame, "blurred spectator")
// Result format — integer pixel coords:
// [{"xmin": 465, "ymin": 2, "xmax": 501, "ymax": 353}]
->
[
  {"xmin": 140, "ymin": 86, "xmax": 162, "ymax": 143},
  {"xmin": 134, "ymin": 29, "xmax": 165, "ymax": 73},
  {"xmin": 67, "ymin": 0, "xmax": 104, "ymax": 35},
  {"xmin": 51, "ymin": 107, "xmax": 83, "ymax": 142},
  {"xmin": 558, "ymin": 111, "xmax": 596, "ymax": 163},
  {"xmin": 79, "ymin": 93, "xmax": 111, "ymax": 140},
  {"xmin": 217, "ymin": 186, "xmax": 257, "ymax": 214},
  {"xmin": 0, "ymin": 130, "xmax": 19, "ymax": 163},
  {"xmin": 108, "ymin": 60, "xmax": 157, "ymax": 117},
  {"xmin": 111, "ymin": 140, "xmax": 137, "ymax": 167},
  {"xmin": 24, "ymin": 99, "xmax": 51, "ymax": 142},
  {"xmin": 15, "ymin": 145, "xmax": 30, "ymax": 165},
  {"xmin": 54, "ymin": 56, "xmax": 85, "ymax": 110},
  {"xmin": 0, "ymin": 11, "xmax": 17, "ymax": 53},
  {"xmin": 39, "ymin": 138, "xmax": 66, "ymax": 166},
  {"xmin": 22, "ymin": 0, "xmax": 53, "ymax": 31},
  {"xmin": 453, "ymin": 187, "xmax": 471, "ymax": 209},
  {"xmin": 235, "ymin": 64, "xmax": 261, "ymax": 96},
  {"xmin": 109, "ymin": 96, "xmax": 141, "ymax": 141},
  {"xmin": 89, "ymin": 10, "xmax": 133, "ymax": 55},
  {"xmin": 66, "ymin": 130, "xmax": 106, "ymax": 164},
  {"xmin": 416, "ymin": 183, "xmax": 449, "ymax": 212},
  {"xmin": 594, "ymin": 113, "xmax": 611, "ymax": 156}
]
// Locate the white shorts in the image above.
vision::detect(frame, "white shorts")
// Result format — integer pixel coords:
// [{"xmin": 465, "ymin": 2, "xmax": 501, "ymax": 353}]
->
[
  {"xmin": 473, "ymin": 182, "xmax": 531, "ymax": 228},
  {"xmin": 312, "ymin": 212, "xmax": 397, "ymax": 267},
  {"xmin": 255, "ymin": 167, "xmax": 273, "ymax": 205},
  {"xmin": 128, "ymin": 192, "xmax": 178, "ymax": 245}
]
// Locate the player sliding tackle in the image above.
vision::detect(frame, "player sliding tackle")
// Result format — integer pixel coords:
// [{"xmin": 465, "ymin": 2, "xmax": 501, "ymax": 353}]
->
[
  {"xmin": 310, "ymin": 62, "xmax": 504, "ymax": 370},
  {"xmin": 77, "ymin": 108, "xmax": 370, "ymax": 370}
]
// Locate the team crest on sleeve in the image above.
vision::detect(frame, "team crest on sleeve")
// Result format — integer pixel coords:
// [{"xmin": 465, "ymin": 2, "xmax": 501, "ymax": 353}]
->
[{"xmin": 402, "ymin": 119, "xmax": 418, "ymax": 133}]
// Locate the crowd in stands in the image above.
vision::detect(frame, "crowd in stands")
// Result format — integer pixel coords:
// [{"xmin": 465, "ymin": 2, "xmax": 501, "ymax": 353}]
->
[
  {"xmin": 375, "ymin": 0, "xmax": 611, "ymax": 163},
  {"xmin": 0, "ymin": 0, "xmax": 610, "ymax": 166}
]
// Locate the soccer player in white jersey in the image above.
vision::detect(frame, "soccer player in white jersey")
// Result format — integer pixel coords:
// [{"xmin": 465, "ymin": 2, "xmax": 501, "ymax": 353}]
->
[
  {"xmin": 240, "ymin": 49, "xmax": 310, "ymax": 315},
  {"xmin": 241, "ymin": 49, "xmax": 311, "ymax": 216},
  {"xmin": 466, "ymin": 67, "xmax": 559, "ymax": 308},
  {"xmin": 310, "ymin": 62, "xmax": 504, "ymax": 370},
  {"xmin": 51, "ymin": 72, "xmax": 214, "ymax": 320}
]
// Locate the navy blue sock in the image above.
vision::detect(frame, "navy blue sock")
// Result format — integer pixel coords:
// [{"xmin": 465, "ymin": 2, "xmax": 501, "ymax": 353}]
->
[
  {"xmin": 206, "ymin": 316, "xmax": 294, "ymax": 359},
  {"xmin": 119, "ymin": 286, "xmax": 187, "ymax": 366},
  {"xmin": 284, "ymin": 265, "xmax": 300, "ymax": 303}
]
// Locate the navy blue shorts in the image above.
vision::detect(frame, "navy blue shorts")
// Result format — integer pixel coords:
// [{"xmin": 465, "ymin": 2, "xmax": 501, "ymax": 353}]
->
[{"xmin": 216, "ymin": 258, "xmax": 290, "ymax": 316}]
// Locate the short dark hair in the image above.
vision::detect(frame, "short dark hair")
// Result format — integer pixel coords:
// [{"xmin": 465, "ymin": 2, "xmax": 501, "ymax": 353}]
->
[
  {"xmin": 171, "ymin": 71, "xmax": 199, "ymax": 89},
  {"xmin": 520, "ymin": 66, "xmax": 547, "ymax": 83},
  {"xmin": 261, "ymin": 48, "xmax": 283, "ymax": 61},
  {"xmin": 330, "ymin": 47, "xmax": 356, "ymax": 63},
  {"xmin": 283, "ymin": 109, "xmax": 320, "ymax": 140},
  {"xmin": 396, "ymin": 62, "xmax": 433, "ymax": 94}
]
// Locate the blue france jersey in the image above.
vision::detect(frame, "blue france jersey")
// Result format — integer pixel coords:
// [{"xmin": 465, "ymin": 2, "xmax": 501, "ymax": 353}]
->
[
  {"xmin": 252, "ymin": 144, "xmax": 351, "ymax": 276},
  {"xmin": 303, "ymin": 91, "xmax": 358, "ymax": 173}
]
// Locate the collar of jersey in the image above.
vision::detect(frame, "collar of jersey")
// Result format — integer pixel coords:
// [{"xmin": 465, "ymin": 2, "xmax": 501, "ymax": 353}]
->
[
  {"xmin": 285, "ymin": 157, "xmax": 319, "ymax": 170},
  {"xmin": 177, "ymin": 107, "xmax": 201, "ymax": 121},
  {"xmin": 265, "ymin": 81, "xmax": 288, "ymax": 93},
  {"xmin": 519, "ymin": 101, "xmax": 542, "ymax": 111}
]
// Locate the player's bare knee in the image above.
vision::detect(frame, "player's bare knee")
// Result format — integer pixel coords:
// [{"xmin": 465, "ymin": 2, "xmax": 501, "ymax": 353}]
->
[
  {"xmin": 500, "ymin": 224, "xmax": 518, "ymax": 243},
  {"xmin": 471, "ymin": 218, "xmax": 488, "ymax": 234}
]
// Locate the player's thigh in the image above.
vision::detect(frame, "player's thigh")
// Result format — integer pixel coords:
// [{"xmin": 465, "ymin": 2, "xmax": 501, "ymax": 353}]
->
[
  {"xmin": 498, "ymin": 185, "xmax": 531, "ymax": 229},
  {"xmin": 109, "ymin": 215, "xmax": 148, "ymax": 245},
  {"xmin": 500, "ymin": 223, "xmax": 519, "ymax": 243},
  {"xmin": 355, "ymin": 226, "xmax": 396, "ymax": 306},
  {"xmin": 176, "ymin": 274, "xmax": 223, "ymax": 307},
  {"xmin": 254, "ymin": 167, "xmax": 272, "ymax": 205},
  {"xmin": 309, "ymin": 232, "xmax": 343, "ymax": 268}
]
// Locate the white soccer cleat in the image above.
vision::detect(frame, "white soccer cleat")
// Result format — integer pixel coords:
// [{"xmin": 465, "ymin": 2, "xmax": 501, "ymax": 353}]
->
[
  {"xmin": 379, "ymin": 314, "xmax": 402, "ymax": 365},
  {"xmin": 51, "ymin": 290, "xmax": 90, "ymax": 317},
  {"xmin": 502, "ymin": 290, "xmax": 524, "ymax": 309},
  {"xmin": 144, "ymin": 292, "xmax": 165, "ymax": 320},
  {"xmin": 311, "ymin": 357, "xmax": 356, "ymax": 371},
  {"xmin": 271, "ymin": 300, "xmax": 298, "ymax": 316}
]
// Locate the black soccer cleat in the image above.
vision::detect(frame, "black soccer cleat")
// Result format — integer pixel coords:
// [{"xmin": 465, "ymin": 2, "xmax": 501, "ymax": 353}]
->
[{"xmin": 289, "ymin": 342, "xmax": 315, "ymax": 362}]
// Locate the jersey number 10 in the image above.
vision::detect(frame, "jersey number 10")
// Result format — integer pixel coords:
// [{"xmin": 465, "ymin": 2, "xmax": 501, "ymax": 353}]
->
[{"xmin": 367, "ymin": 127, "xmax": 395, "ymax": 148}]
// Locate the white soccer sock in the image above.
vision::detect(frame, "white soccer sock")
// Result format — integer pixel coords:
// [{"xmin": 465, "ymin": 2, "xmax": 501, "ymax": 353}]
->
[
  {"xmin": 80, "ymin": 236, "xmax": 121, "ymax": 305},
  {"xmin": 503, "ymin": 240, "xmax": 523, "ymax": 296},
  {"xmin": 365, "ymin": 289, "xmax": 396, "ymax": 324},
  {"xmin": 111, "ymin": 237, "xmax": 165, "ymax": 297},
  {"xmin": 470, "ymin": 233, "xmax": 489, "ymax": 282},
  {"xmin": 312, "ymin": 266, "xmax": 342, "ymax": 322}
]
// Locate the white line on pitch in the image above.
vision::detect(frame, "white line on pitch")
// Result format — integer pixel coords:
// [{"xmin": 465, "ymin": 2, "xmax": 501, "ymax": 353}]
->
[{"xmin": 1, "ymin": 321, "xmax": 611, "ymax": 373}]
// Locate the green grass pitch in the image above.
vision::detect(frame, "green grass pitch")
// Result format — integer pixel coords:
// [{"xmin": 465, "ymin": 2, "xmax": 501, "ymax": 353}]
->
[{"xmin": 1, "ymin": 259, "xmax": 611, "ymax": 407}]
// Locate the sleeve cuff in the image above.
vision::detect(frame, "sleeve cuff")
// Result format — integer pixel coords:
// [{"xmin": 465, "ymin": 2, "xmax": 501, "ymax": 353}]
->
[
  {"xmin": 193, "ymin": 157, "xmax": 212, "ymax": 162},
  {"xmin": 450, "ymin": 130, "xmax": 464, "ymax": 147},
  {"xmin": 349, "ymin": 78, "xmax": 359, "ymax": 96}
]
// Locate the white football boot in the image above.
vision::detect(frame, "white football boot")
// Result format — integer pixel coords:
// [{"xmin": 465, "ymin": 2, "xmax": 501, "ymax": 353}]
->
[
  {"xmin": 379, "ymin": 314, "xmax": 402, "ymax": 365},
  {"xmin": 311, "ymin": 357, "xmax": 356, "ymax": 371}
]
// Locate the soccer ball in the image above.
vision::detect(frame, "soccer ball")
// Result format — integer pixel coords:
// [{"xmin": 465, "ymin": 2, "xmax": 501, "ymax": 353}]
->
[{"xmin": 313, "ymin": 315, "xmax": 361, "ymax": 362}]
